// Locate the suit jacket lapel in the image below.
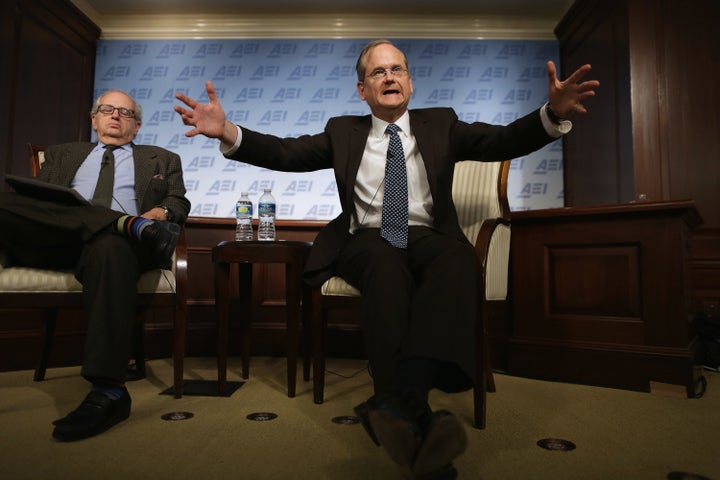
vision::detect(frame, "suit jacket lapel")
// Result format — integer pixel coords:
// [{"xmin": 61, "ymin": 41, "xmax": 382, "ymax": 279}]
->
[
  {"xmin": 410, "ymin": 111, "xmax": 441, "ymax": 205},
  {"xmin": 345, "ymin": 117, "xmax": 371, "ymax": 209},
  {"xmin": 58, "ymin": 143, "xmax": 96, "ymax": 186},
  {"xmin": 131, "ymin": 144, "xmax": 160, "ymax": 211}
]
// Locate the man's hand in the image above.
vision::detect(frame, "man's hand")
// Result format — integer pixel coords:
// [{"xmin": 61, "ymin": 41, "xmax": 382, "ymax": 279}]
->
[
  {"xmin": 546, "ymin": 61, "xmax": 600, "ymax": 119},
  {"xmin": 174, "ymin": 80, "xmax": 238, "ymax": 145},
  {"xmin": 142, "ymin": 207, "xmax": 167, "ymax": 221}
]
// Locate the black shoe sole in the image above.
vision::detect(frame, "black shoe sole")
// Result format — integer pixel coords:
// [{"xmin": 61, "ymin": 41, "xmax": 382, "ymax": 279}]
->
[
  {"xmin": 353, "ymin": 402, "xmax": 381, "ymax": 446},
  {"xmin": 367, "ymin": 408, "xmax": 421, "ymax": 467},
  {"xmin": 412, "ymin": 412, "xmax": 467, "ymax": 476}
]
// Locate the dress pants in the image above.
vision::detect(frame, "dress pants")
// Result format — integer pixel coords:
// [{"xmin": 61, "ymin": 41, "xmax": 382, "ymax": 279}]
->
[
  {"xmin": 335, "ymin": 226, "xmax": 477, "ymax": 395},
  {"xmin": 0, "ymin": 192, "xmax": 155, "ymax": 382}
]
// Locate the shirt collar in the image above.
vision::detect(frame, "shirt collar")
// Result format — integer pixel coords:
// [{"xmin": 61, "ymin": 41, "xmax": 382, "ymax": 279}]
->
[
  {"xmin": 370, "ymin": 111, "xmax": 411, "ymax": 139},
  {"xmin": 96, "ymin": 142, "xmax": 132, "ymax": 154}
]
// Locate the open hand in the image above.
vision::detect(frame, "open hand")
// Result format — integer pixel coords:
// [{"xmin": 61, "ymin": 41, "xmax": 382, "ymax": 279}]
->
[
  {"xmin": 174, "ymin": 80, "xmax": 233, "ymax": 142},
  {"xmin": 546, "ymin": 61, "xmax": 600, "ymax": 118}
]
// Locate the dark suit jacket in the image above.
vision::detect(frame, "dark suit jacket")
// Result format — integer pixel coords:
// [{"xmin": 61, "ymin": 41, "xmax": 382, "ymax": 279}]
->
[
  {"xmin": 38, "ymin": 142, "xmax": 191, "ymax": 224},
  {"xmin": 230, "ymin": 107, "xmax": 555, "ymax": 286}
]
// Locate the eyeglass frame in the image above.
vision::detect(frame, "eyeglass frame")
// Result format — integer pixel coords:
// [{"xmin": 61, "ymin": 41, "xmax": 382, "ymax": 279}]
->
[
  {"xmin": 94, "ymin": 104, "xmax": 137, "ymax": 119},
  {"xmin": 365, "ymin": 66, "xmax": 410, "ymax": 81}
]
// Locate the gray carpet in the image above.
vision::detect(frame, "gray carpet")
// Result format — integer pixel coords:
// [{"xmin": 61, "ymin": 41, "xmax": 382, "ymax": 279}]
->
[{"xmin": 1, "ymin": 357, "xmax": 718, "ymax": 480}]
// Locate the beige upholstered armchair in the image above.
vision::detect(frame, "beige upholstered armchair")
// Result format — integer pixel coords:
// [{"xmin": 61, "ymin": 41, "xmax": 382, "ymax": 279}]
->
[
  {"xmin": 311, "ymin": 160, "xmax": 511, "ymax": 429},
  {"xmin": 0, "ymin": 144, "xmax": 187, "ymax": 397}
]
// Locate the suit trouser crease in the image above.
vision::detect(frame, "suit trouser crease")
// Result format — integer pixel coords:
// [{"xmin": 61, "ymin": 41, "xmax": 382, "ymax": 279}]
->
[{"xmin": 335, "ymin": 227, "xmax": 477, "ymax": 394}]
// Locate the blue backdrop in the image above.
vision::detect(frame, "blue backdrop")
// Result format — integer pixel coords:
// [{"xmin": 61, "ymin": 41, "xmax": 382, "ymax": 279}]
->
[{"xmin": 94, "ymin": 39, "xmax": 563, "ymax": 220}]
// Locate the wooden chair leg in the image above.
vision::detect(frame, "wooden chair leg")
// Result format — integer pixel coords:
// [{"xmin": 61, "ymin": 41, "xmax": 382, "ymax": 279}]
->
[
  {"xmin": 173, "ymin": 299, "xmax": 186, "ymax": 398},
  {"xmin": 34, "ymin": 311, "xmax": 57, "ymax": 382},
  {"xmin": 474, "ymin": 302, "xmax": 492, "ymax": 428},
  {"xmin": 474, "ymin": 316, "xmax": 488, "ymax": 429},
  {"xmin": 473, "ymin": 378, "xmax": 487, "ymax": 429},
  {"xmin": 312, "ymin": 288, "xmax": 326, "ymax": 404},
  {"xmin": 485, "ymin": 333, "xmax": 496, "ymax": 393},
  {"xmin": 301, "ymin": 285, "xmax": 312, "ymax": 382}
]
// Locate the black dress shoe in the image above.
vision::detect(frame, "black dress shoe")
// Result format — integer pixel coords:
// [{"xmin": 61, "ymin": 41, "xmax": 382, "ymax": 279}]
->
[
  {"xmin": 368, "ymin": 406, "xmax": 422, "ymax": 466},
  {"xmin": 140, "ymin": 221, "xmax": 179, "ymax": 268},
  {"xmin": 411, "ymin": 411, "xmax": 467, "ymax": 477},
  {"xmin": 353, "ymin": 401, "xmax": 381, "ymax": 446},
  {"xmin": 355, "ymin": 392, "xmax": 433, "ymax": 467},
  {"xmin": 52, "ymin": 390, "xmax": 131, "ymax": 442}
]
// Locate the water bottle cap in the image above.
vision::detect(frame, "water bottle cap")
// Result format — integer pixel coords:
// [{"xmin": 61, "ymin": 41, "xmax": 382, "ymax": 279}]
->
[{"xmin": 241, "ymin": 191, "xmax": 249, "ymax": 195}]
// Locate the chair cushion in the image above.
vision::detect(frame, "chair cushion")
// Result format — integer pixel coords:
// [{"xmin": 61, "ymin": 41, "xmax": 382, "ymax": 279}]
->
[
  {"xmin": 321, "ymin": 276, "xmax": 361, "ymax": 297},
  {"xmin": 0, "ymin": 266, "xmax": 176, "ymax": 293},
  {"xmin": 0, "ymin": 267, "xmax": 81, "ymax": 291}
]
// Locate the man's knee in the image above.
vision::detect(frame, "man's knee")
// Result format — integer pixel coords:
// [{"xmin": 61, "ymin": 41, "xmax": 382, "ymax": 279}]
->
[
  {"xmin": 76, "ymin": 232, "xmax": 138, "ymax": 281},
  {"xmin": 85, "ymin": 232, "xmax": 134, "ymax": 259}
]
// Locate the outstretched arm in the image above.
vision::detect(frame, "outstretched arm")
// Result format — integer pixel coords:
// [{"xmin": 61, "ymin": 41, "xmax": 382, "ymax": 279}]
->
[
  {"xmin": 546, "ymin": 61, "xmax": 600, "ymax": 118},
  {"xmin": 174, "ymin": 80, "xmax": 239, "ymax": 146}
]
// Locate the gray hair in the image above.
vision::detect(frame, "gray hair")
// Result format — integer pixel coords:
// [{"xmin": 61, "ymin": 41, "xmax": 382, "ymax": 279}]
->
[
  {"xmin": 90, "ymin": 89, "xmax": 143, "ymax": 122},
  {"xmin": 355, "ymin": 39, "xmax": 409, "ymax": 82}
]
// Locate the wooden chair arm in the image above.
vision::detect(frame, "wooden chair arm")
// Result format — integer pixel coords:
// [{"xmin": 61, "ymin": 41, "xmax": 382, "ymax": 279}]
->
[
  {"xmin": 474, "ymin": 216, "xmax": 511, "ymax": 301},
  {"xmin": 474, "ymin": 216, "xmax": 510, "ymax": 271}
]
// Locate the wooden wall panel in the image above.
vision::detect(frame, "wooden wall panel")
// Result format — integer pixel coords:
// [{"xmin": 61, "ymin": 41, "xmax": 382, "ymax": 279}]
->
[
  {"xmin": 555, "ymin": 0, "xmax": 634, "ymax": 206},
  {"xmin": 0, "ymin": 0, "xmax": 100, "ymax": 373},
  {"xmin": 556, "ymin": 0, "xmax": 720, "ymax": 225},
  {"xmin": 509, "ymin": 201, "xmax": 702, "ymax": 395},
  {"xmin": 556, "ymin": 0, "xmax": 720, "ymax": 325},
  {"xmin": 1, "ymin": 0, "xmax": 99, "ymax": 180}
]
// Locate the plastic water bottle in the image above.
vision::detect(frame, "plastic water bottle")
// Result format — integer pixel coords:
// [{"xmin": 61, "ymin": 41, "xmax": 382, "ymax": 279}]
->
[
  {"xmin": 235, "ymin": 192, "xmax": 253, "ymax": 241},
  {"xmin": 257, "ymin": 188, "xmax": 276, "ymax": 241}
]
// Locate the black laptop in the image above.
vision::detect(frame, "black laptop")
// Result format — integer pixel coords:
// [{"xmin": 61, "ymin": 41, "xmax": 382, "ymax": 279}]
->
[{"xmin": 5, "ymin": 174, "xmax": 91, "ymax": 206}]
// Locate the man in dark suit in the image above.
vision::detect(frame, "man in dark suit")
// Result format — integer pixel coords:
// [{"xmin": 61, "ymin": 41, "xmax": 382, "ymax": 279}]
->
[
  {"xmin": 0, "ymin": 89, "xmax": 190, "ymax": 442},
  {"xmin": 175, "ymin": 39, "xmax": 598, "ymax": 479}
]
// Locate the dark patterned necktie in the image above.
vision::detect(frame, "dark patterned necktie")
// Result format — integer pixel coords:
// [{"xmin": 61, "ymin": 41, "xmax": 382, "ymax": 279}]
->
[
  {"xmin": 92, "ymin": 145, "xmax": 117, "ymax": 207},
  {"xmin": 380, "ymin": 124, "xmax": 409, "ymax": 248}
]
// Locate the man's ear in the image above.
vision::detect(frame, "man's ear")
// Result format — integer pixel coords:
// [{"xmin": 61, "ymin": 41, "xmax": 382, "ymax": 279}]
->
[{"xmin": 356, "ymin": 81, "xmax": 366, "ymax": 101}]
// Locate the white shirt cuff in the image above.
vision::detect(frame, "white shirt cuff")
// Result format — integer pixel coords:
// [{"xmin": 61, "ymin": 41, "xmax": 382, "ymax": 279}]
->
[
  {"xmin": 540, "ymin": 103, "xmax": 572, "ymax": 138},
  {"xmin": 220, "ymin": 124, "xmax": 243, "ymax": 155}
]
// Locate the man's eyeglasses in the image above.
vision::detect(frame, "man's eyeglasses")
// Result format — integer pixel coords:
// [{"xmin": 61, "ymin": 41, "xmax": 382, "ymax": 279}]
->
[
  {"xmin": 366, "ymin": 66, "xmax": 409, "ymax": 80},
  {"xmin": 95, "ymin": 104, "xmax": 136, "ymax": 119}
]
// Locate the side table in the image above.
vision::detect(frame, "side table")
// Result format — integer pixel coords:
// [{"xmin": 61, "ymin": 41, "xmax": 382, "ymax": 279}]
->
[{"xmin": 212, "ymin": 240, "xmax": 313, "ymax": 397}]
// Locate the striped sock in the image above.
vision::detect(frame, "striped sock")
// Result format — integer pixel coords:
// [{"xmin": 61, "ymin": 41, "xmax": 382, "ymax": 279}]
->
[
  {"xmin": 91, "ymin": 382, "xmax": 127, "ymax": 400},
  {"xmin": 116, "ymin": 215, "xmax": 153, "ymax": 240}
]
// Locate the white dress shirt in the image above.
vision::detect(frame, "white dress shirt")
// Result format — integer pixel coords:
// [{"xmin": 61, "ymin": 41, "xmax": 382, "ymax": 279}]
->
[{"xmin": 222, "ymin": 106, "xmax": 570, "ymax": 233}]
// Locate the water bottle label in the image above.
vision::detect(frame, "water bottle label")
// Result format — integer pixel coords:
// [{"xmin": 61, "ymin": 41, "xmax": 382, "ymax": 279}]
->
[
  {"xmin": 236, "ymin": 204, "xmax": 252, "ymax": 216},
  {"xmin": 258, "ymin": 202, "xmax": 275, "ymax": 216}
]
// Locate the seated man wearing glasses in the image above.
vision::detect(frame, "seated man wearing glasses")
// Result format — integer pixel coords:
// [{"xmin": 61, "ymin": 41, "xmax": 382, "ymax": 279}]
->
[
  {"xmin": 0, "ymin": 89, "xmax": 190, "ymax": 441},
  {"xmin": 175, "ymin": 39, "xmax": 598, "ymax": 479}
]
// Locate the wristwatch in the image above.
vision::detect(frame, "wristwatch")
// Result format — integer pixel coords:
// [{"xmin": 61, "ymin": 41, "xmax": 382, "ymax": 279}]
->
[{"xmin": 160, "ymin": 205, "xmax": 172, "ymax": 222}]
